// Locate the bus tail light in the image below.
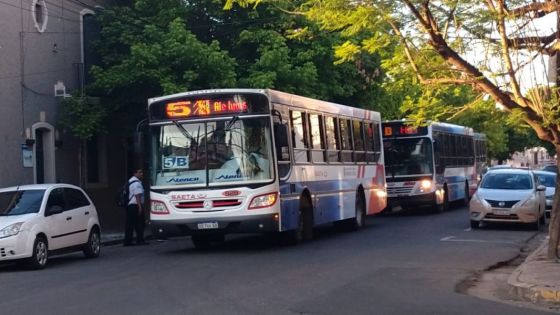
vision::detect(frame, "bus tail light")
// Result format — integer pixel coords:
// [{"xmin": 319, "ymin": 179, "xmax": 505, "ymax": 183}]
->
[
  {"xmin": 248, "ymin": 192, "xmax": 278, "ymax": 210},
  {"xmin": 151, "ymin": 200, "xmax": 170, "ymax": 215}
]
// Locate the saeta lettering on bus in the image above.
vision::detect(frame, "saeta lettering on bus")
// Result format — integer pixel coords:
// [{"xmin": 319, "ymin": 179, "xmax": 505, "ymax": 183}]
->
[
  {"xmin": 170, "ymin": 193, "xmax": 207, "ymax": 201},
  {"xmin": 166, "ymin": 177, "xmax": 200, "ymax": 183},
  {"xmin": 315, "ymin": 170, "xmax": 328, "ymax": 178},
  {"xmin": 343, "ymin": 167, "xmax": 357, "ymax": 177}
]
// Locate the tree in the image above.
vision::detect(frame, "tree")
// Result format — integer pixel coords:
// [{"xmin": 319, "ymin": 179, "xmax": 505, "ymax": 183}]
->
[
  {"xmin": 227, "ymin": 0, "xmax": 560, "ymax": 259},
  {"xmin": 91, "ymin": 1, "xmax": 237, "ymax": 115}
]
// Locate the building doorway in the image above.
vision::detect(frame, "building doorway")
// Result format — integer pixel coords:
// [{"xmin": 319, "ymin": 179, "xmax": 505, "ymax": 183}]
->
[{"xmin": 33, "ymin": 123, "xmax": 56, "ymax": 183}]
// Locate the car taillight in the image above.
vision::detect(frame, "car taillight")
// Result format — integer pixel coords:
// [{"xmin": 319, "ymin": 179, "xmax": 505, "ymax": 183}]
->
[
  {"xmin": 151, "ymin": 200, "xmax": 170, "ymax": 215},
  {"xmin": 248, "ymin": 192, "xmax": 278, "ymax": 210}
]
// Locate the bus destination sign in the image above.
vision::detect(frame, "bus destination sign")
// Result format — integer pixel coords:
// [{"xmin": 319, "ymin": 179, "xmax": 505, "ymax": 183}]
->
[
  {"xmin": 382, "ymin": 123, "xmax": 428, "ymax": 138},
  {"xmin": 166, "ymin": 99, "xmax": 248, "ymax": 118}
]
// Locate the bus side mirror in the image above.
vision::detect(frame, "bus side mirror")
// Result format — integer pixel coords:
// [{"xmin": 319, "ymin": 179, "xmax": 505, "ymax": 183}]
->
[{"xmin": 274, "ymin": 124, "xmax": 289, "ymax": 148}]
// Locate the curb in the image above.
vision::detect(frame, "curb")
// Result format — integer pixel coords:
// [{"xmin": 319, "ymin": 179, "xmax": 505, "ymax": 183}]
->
[
  {"xmin": 508, "ymin": 241, "xmax": 560, "ymax": 304},
  {"xmin": 100, "ymin": 232, "xmax": 154, "ymax": 247}
]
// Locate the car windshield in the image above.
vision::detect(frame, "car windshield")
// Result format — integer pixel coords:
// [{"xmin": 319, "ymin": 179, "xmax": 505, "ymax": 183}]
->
[
  {"xmin": 0, "ymin": 190, "xmax": 45, "ymax": 216},
  {"xmin": 383, "ymin": 137, "xmax": 434, "ymax": 177},
  {"xmin": 151, "ymin": 117, "xmax": 274, "ymax": 187},
  {"xmin": 543, "ymin": 165, "xmax": 557, "ymax": 173},
  {"xmin": 536, "ymin": 173, "xmax": 556, "ymax": 188},
  {"xmin": 481, "ymin": 173, "xmax": 533, "ymax": 190}
]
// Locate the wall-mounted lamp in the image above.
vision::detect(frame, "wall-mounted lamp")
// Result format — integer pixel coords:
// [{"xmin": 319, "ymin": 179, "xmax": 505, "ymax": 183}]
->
[
  {"xmin": 25, "ymin": 138, "xmax": 35, "ymax": 146},
  {"xmin": 24, "ymin": 128, "xmax": 34, "ymax": 146}
]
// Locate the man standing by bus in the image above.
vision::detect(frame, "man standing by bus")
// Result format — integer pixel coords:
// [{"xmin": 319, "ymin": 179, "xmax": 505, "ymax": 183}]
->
[{"xmin": 124, "ymin": 168, "xmax": 149, "ymax": 246}]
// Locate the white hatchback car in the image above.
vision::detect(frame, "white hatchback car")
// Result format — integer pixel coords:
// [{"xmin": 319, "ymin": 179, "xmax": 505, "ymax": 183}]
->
[
  {"xmin": 469, "ymin": 169, "xmax": 546, "ymax": 229},
  {"xmin": 0, "ymin": 184, "xmax": 101, "ymax": 269}
]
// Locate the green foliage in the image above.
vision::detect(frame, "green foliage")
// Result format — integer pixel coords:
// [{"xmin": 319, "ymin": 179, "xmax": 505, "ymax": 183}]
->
[
  {"xmin": 57, "ymin": 95, "xmax": 107, "ymax": 140},
  {"xmin": 225, "ymin": 0, "xmax": 551, "ymax": 159},
  {"xmin": 91, "ymin": 5, "xmax": 237, "ymax": 112}
]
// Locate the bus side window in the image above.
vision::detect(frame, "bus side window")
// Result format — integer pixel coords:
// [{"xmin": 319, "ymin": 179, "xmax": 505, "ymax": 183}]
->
[
  {"xmin": 325, "ymin": 116, "xmax": 339, "ymax": 163},
  {"xmin": 309, "ymin": 114, "xmax": 325, "ymax": 163},
  {"xmin": 370, "ymin": 123, "xmax": 381, "ymax": 162},
  {"xmin": 291, "ymin": 110, "xmax": 310, "ymax": 163},
  {"xmin": 339, "ymin": 118, "xmax": 353, "ymax": 163},
  {"xmin": 353, "ymin": 120, "xmax": 366, "ymax": 162}
]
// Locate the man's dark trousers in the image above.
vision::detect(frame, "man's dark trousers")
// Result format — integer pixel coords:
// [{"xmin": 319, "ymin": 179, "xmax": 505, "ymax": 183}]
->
[{"xmin": 125, "ymin": 204, "xmax": 145, "ymax": 244}]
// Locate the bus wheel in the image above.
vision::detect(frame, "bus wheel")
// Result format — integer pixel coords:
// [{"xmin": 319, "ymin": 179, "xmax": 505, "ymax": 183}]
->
[
  {"xmin": 285, "ymin": 206, "xmax": 313, "ymax": 245},
  {"xmin": 435, "ymin": 188, "xmax": 449, "ymax": 213},
  {"xmin": 192, "ymin": 234, "xmax": 224, "ymax": 250},
  {"xmin": 463, "ymin": 182, "xmax": 470, "ymax": 206},
  {"xmin": 350, "ymin": 192, "xmax": 366, "ymax": 231}
]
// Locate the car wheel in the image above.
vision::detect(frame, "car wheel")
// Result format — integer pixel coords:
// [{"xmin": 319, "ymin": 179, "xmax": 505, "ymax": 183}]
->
[
  {"xmin": 532, "ymin": 210, "xmax": 542, "ymax": 231},
  {"xmin": 470, "ymin": 220, "xmax": 480, "ymax": 229},
  {"xmin": 83, "ymin": 227, "xmax": 101, "ymax": 258},
  {"xmin": 539, "ymin": 213, "xmax": 546, "ymax": 226},
  {"xmin": 25, "ymin": 236, "xmax": 48, "ymax": 270}
]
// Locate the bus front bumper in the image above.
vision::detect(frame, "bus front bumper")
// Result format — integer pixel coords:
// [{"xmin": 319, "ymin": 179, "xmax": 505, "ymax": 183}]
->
[
  {"xmin": 150, "ymin": 214, "xmax": 280, "ymax": 238},
  {"xmin": 387, "ymin": 192, "xmax": 437, "ymax": 209}
]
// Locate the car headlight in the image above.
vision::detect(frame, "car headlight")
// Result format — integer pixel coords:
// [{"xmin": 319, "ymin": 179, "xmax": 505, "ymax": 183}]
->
[
  {"xmin": 470, "ymin": 193, "xmax": 490, "ymax": 209},
  {"xmin": 519, "ymin": 194, "xmax": 536, "ymax": 208},
  {"xmin": 0, "ymin": 222, "xmax": 24, "ymax": 239}
]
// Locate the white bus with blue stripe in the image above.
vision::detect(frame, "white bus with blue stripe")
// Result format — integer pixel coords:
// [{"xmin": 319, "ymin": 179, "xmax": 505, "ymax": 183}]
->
[
  {"xmin": 148, "ymin": 89, "xmax": 387, "ymax": 248},
  {"xmin": 382, "ymin": 121, "xmax": 484, "ymax": 212}
]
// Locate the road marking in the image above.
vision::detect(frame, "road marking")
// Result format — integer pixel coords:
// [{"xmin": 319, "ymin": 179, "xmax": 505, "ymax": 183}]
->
[{"xmin": 440, "ymin": 235, "xmax": 517, "ymax": 245}]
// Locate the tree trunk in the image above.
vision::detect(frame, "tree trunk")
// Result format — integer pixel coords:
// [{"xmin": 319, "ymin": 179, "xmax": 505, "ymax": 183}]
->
[{"xmin": 547, "ymin": 147, "xmax": 560, "ymax": 260}]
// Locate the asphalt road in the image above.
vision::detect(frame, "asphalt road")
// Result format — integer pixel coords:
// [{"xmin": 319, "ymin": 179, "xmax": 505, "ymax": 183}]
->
[{"xmin": 0, "ymin": 205, "xmax": 551, "ymax": 315}]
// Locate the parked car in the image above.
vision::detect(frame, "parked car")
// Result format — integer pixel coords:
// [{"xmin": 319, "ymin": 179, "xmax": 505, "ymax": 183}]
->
[
  {"xmin": 541, "ymin": 164, "xmax": 557, "ymax": 174},
  {"xmin": 534, "ymin": 170, "xmax": 556, "ymax": 218},
  {"xmin": 0, "ymin": 184, "xmax": 101, "ymax": 269},
  {"xmin": 469, "ymin": 168, "xmax": 546, "ymax": 229}
]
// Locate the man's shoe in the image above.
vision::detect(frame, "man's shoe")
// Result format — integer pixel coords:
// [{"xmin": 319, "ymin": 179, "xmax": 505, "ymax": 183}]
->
[
  {"xmin": 123, "ymin": 242, "xmax": 135, "ymax": 247},
  {"xmin": 136, "ymin": 241, "xmax": 149, "ymax": 245}
]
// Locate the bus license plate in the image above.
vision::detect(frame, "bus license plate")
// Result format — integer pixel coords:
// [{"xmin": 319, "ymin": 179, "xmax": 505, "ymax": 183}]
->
[
  {"xmin": 197, "ymin": 222, "xmax": 219, "ymax": 230},
  {"xmin": 493, "ymin": 210, "xmax": 510, "ymax": 216}
]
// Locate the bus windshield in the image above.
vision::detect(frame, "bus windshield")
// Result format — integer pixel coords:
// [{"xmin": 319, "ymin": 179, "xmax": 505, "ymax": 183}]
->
[
  {"xmin": 383, "ymin": 137, "xmax": 434, "ymax": 177},
  {"xmin": 151, "ymin": 117, "xmax": 274, "ymax": 187}
]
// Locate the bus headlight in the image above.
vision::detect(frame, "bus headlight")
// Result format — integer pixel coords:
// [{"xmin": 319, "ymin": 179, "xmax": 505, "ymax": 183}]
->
[
  {"xmin": 420, "ymin": 180, "xmax": 432, "ymax": 190},
  {"xmin": 249, "ymin": 192, "xmax": 278, "ymax": 210},
  {"xmin": 151, "ymin": 200, "xmax": 170, "ymax": 215}
]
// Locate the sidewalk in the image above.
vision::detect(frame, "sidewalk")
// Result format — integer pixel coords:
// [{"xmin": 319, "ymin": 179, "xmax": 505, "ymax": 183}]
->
[
  {"xmin": 508, "ymin": 238, "xmax": 560, "ymax": 305},
  {"xmin": 101, "ymin": 232, "xmax": 125, "ymax": 246}
]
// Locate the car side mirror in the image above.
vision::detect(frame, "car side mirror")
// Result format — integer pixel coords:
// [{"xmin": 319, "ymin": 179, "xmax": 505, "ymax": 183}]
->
[
  {"xmin": 536, "ymin": 185, "xmax": 546, "ymax": 192},
  {"xmin": 46, "ymin": 205, "xmax": 64, "ymax": 215}
]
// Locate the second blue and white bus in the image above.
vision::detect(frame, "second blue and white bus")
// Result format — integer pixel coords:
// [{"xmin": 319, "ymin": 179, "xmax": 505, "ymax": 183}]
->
[
  {"xmin": 148, "ymin": 89, "xmax": 387, "ymax": 248},
  {"xmin": 382, "ymin": 121, "xmax": 485, "ymax": 212}
]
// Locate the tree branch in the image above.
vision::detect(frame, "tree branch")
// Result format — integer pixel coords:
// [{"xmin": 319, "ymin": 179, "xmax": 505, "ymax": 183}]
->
[{"xmin": 506, "ymin": 0, "xmax": 559, "ymax": 18}]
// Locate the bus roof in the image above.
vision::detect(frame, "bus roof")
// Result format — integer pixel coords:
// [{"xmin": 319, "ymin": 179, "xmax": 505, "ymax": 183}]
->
[
  {"xmin": 148, "ymin": 88, "xmax": 381, "ymax": 121},
  {"xmin": 474, "ymin": 132, "xmax": 487, "ymax": 140},
  {"xmin": 383, "ymin": 120, "xmax": 474, "ymax": 136}
]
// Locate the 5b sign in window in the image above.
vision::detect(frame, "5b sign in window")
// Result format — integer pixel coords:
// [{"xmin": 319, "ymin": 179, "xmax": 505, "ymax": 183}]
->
[{"xmin": 163, "ymin": 156, "xmax": 190, "ymax": 169}]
